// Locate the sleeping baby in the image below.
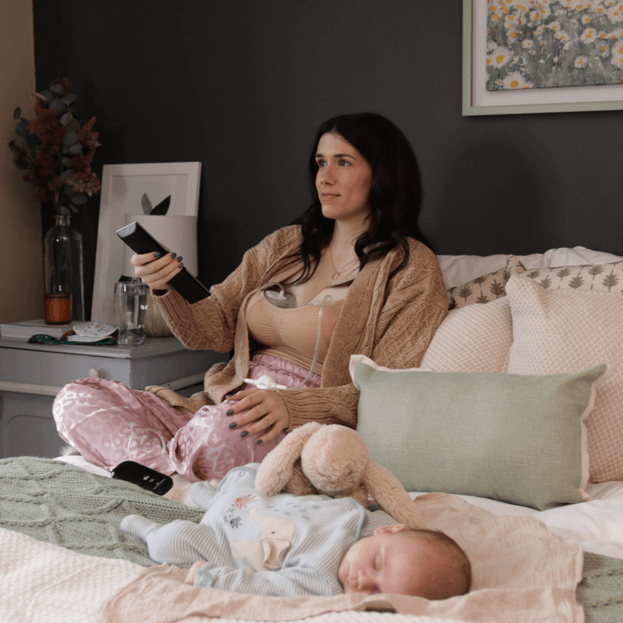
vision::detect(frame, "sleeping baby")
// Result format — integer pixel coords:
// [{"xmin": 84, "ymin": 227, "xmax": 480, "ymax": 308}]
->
[{"xmin": 120, "ymin": 463, "xmax": 471, "ymax": 600}]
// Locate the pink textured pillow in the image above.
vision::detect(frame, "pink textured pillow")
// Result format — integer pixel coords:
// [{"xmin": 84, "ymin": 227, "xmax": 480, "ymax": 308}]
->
[
  {"xmin": 421, "ymin": 297, "xmax": 512, "ymax": 373},
  {"xmin": 506, "ymin": 275, "xmax": 623, "ymax": 483}
]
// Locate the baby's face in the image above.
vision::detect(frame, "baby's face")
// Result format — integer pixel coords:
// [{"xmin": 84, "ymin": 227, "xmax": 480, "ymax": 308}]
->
[{"xmin": 338, "ymin": 526, "xmax": 432, "ymax": 596}]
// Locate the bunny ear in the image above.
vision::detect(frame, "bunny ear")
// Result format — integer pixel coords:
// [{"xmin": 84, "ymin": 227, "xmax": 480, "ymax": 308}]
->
[
  {"xmin": 362, "ymin": 462, "xmax": 425, "ymax": 530},
  {"xmin": 255, "ymin": 422, "xmax": 324, "ymax": 496}
]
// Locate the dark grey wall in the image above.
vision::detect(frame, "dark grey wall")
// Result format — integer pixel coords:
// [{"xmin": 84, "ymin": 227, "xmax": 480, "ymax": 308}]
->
[{"xmin": 32, "ymin": 0, "xmax": 623, "ymax": 320}]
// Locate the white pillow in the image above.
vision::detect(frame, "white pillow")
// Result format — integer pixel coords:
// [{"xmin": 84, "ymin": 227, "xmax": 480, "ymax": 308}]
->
[
  {"xmin": 528, "ymin": 247, "xmax": 623, "ymax": 270},
  {"xmin": 437, "ymin": 253, "xmax": 512, "ymax": 289},
  {"xmin": 506, "ymin": 275, "xmax": 623, "ymax": 483}
]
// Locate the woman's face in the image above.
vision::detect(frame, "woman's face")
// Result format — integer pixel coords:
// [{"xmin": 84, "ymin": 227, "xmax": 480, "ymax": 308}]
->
[{"xmin": 315, "ymin": 133, "xmax": 373, "ymax": 227}]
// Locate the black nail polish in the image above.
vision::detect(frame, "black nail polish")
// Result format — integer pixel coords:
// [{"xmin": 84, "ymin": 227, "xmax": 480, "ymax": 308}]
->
[
  {"xmin": 240, "ymin": 431, "xmax": 248, "ymax": 438},
  {"xmin": 226, "ymin": 409, "xmax": 234, "ymax": 416},
  {"xmin": 229, "ymin": 422, "xmax": 237, "ymax": 429},
  {"xmin": 153, "ymin": 252, "xmax": 161, "ymax": 258},
  {"xmin": 176, "ymin": 256, "xmax": 183, "ymax": 262},
  {"xmin": 170, "ymin": 252, "xmax": 177, "ymax": 259},
  {"xmin": 256, "ymin": 439, "xmax": 262, "ymax": 445},
  {"xmin": 178, "ymin": 262, "xmax": 184, "ymax": 269}
]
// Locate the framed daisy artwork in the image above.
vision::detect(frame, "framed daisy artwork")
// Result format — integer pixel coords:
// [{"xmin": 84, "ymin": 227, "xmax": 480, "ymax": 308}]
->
[{"xmin": 463, "ymin": 0, "xmax": 623, "ymax": 115}]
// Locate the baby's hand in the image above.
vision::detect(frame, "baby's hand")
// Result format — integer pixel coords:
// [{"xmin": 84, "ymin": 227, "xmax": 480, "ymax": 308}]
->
[{"xmin": 184, "ymin": 561, "xmax": 207, "ymax": 585}]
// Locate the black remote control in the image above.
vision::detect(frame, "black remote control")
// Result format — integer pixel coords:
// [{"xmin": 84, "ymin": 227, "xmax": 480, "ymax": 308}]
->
[
  {"xmin": 116, "ymin": 221, "xmax": 210, "ymax": 304},
  {"xmin": 110, "ymin": 460, "xmax": 174, "ymax": 495}
]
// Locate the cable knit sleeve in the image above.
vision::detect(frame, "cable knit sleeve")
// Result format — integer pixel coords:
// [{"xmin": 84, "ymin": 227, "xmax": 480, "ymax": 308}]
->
[
  {"xmin": 279, "ymin": 241, "xmax": 448, "ymax": 431},
  {"xmin": 279, "ymin": 384, "xmax": 361, "ymax": 430}
]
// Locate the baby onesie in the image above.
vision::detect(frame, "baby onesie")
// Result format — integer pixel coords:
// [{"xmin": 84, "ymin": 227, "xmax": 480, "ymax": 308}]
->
[{"xmin": 120, "ymin": 462, "xmax": 398, "ymax": 597}]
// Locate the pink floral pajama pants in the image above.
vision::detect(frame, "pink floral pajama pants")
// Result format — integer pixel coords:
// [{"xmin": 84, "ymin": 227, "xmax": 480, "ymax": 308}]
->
[{"xmin": 53, "ymin": 354, "xmax": 320, "ymax": 482}]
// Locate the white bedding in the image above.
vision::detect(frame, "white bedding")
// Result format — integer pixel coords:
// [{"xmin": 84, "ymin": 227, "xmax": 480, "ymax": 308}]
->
[
  {"xmin": 413, "ymin": 483, "xmax": 623, "ymax": 561},
  {"xmin": 0, "ymin": 527, "xmax": 142, "ymax": 623}
]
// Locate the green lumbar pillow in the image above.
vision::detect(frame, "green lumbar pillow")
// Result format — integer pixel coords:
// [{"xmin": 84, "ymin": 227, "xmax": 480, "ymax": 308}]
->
[{"xmin": 350, "ymin": 355, "xmax": 607, "ymax": 510}]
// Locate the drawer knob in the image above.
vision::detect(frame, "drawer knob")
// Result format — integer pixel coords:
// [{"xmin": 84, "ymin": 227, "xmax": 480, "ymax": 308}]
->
[{"xmin": 88, "ymin": 368, "xmax": 105, "ymax": 379}]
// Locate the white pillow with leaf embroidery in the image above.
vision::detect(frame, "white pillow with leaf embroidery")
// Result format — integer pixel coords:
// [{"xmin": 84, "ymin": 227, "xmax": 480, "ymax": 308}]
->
[
  {"xmin": 521, "ymin": 259, "xmax": 623, "ymax": 294},
  {"xmin": 447, "ymin": 256, "xmax": 526, "ymax": 310}
]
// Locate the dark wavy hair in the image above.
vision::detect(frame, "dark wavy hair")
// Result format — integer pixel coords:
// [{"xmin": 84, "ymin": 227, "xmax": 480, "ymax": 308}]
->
[{"xmin": 287, "ymin": 112, "xmax": 428, "ymax": 285}]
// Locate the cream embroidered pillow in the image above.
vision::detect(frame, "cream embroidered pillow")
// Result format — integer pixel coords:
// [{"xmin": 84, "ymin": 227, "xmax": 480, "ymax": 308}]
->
[
  {"xmin": 421, "ymin": 297, "xmax": 512, "ymax": 373},
  {"xmin": 506, "ymin": 275, "xmax": 623, "ymax": 483},
  {"xmin": 522, "ymin": 259, "xmax": 623, "ymax": 293},
  {"xmin": 447, "ymin": 256, "xmax": 526, "ymax": 310}
]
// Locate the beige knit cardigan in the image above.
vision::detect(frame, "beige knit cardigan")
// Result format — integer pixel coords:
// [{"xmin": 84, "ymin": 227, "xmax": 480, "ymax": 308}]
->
[{"xmin": 152, "ymin": 225, "xmax": 448, "ymax": 432}]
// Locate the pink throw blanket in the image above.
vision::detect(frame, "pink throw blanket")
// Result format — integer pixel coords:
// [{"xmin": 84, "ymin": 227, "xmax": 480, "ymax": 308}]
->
[{"xmin": 101, "ymin": 492, "xmax": 584, "ymax": 623}]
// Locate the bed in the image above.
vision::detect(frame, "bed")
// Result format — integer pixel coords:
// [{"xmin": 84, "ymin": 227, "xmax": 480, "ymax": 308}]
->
[{"xmin": 2, "ymin": 245, "xmax": 623, "ymax": 623}]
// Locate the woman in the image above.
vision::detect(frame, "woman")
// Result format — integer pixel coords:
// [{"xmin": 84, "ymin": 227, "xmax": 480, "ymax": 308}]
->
[{"xmin": 54, "ymin": 112, "xmax": 448, "ymax": 481}]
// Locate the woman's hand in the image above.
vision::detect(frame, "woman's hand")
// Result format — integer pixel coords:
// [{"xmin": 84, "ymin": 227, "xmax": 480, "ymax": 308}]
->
[
  {"xmin": 225, "ymin": 387, "xmax": 289, "ymax": 444},
  {"xmin": 131, "ymin": 251, "xmax": 183, "ymax": 290}
]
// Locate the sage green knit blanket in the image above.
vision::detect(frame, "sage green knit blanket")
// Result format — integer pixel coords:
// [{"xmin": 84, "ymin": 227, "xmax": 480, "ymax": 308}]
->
[
  {"xmin": 0, "ymin": 456, "xmax": 203, "ymax": 567},
  {"xmin": 0, "ymin": 457, "xmax": 622, "ymax": 622},
  {"xmin": 580, "ymin": 553, "xmax": 623, "ymax": 623}
]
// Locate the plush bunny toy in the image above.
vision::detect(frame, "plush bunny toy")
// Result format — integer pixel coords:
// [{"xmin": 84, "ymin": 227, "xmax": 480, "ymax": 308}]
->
[{"xmin": 255, "ymin": 422, "xmax": 425, "ymax": 530}]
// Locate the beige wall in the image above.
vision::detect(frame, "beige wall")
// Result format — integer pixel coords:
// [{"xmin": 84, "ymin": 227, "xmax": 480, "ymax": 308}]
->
[{"xmin": 0, "ymin": 0, "xmax": 41, "ymax": 324}]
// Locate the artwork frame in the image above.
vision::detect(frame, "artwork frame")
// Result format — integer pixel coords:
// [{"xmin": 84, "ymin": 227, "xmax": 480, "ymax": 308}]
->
[
  {"xmin": 92, "ymin": 162, "xmax": 201, "ymax": 324},
  {"xmin": 463, "ymin": 0, "xmax": 623, "ymax": 116}
]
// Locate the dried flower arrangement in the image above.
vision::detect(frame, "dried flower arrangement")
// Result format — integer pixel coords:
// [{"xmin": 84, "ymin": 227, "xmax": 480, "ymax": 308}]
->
[{"xmin": 8, "ymin": 77, "xmax": 101, "ymax": 215}]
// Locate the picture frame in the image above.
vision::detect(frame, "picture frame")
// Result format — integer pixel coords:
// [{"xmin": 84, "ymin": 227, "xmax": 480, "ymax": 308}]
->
[
  {"xmin": 463, "ymin": 0, "xmax": 623, "ymax": 116},
  {"xmin": 92, "ymin": 162, "xmax": 201, "ymax": 324}
]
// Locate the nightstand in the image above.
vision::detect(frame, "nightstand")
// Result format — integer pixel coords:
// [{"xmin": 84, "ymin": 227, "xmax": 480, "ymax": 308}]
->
[{"xmin": 0, "ymin": 337, "xmax": 223, "ymax": 459}]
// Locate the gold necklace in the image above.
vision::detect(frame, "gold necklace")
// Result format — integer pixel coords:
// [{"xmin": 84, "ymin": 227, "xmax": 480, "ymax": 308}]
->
[{"xmin": 328, "ymin": 246, "xmax": 358, "ymax": 281}]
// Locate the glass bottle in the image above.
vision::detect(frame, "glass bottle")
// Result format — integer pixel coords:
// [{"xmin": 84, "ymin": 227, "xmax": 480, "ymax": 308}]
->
[{"xmin": 43, "ymin": 214, "xmax": 85, "ymax": 325}]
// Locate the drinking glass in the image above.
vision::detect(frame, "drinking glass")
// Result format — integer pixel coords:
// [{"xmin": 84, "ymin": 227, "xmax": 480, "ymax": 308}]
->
[{"xmin": 114, "ymin": 281, "xmax": 149, "ymax": 345}]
